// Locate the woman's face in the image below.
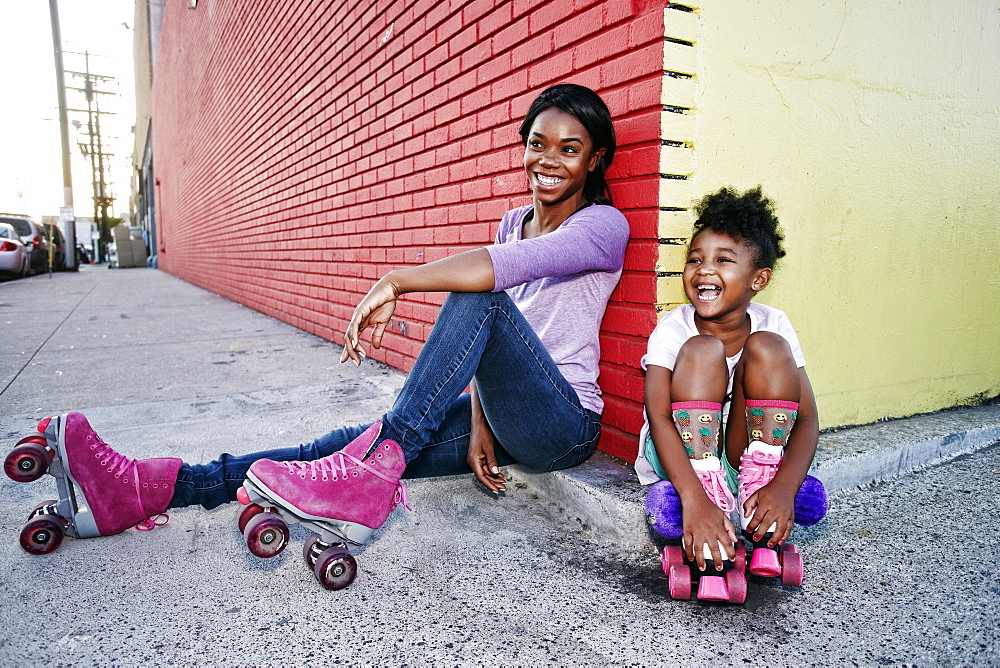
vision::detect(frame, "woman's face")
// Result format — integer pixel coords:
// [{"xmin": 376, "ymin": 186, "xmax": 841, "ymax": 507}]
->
[{"xmin": 523, "ymin": 107, "xmax": 604, "ymax": 210}]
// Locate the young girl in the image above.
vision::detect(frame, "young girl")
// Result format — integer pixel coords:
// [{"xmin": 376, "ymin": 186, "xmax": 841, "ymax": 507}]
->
[
  {"xmin": 9, "ymin": 85, "xmax": 630, "ymax": 589},
  {"xmin": 637, "ymin": 187, "xmax": 827, "ymax": 602}
]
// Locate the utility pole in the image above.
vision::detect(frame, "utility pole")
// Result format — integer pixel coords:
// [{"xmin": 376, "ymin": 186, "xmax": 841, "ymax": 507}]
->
[
  {"xmin": 48, "ymin": 0, "xmax": 77, "ymax": 271},
  {"xmin": 67, "ymin": 52, "xmax": 116, "ymax": 263}
]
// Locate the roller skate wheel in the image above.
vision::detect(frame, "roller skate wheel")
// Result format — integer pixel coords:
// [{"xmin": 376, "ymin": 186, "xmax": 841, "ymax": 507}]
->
[
  {"xmin": 243, "ymin": 512, "xmax": 289, "ymax": 559},
  {"xmin": 779, "ymin": 542, "xmax": 798, "ymax": 554},
  {"xmin": 661, "ymin": 545, "xmax": 685, "ymax": 575},
  {"xmin": 725, "ymin": 567, "xmax": 748, "ymax": 604},
  {"xmin": 780, "ymin": 550, "xmax": 804, "ymax": 587},
  {"xmin": 734, "ymin": 542, "xmax": 748, "ymax": 572},
  {"xmin": 237, "ymin": 504, "xmax": 265, "ymax": 534},
  {"xmin": 236, "ymin": 486, "xmax": 251, "ymax": 506},
  {"xmin": 5, "ymin": 442, "xmax": 51, "ymax": 483},
  {"xmin": 20, "ymin": 515, "xmax": 65, "ymax": 555},
  {"xmin": 16, "ymin": 434, "xmax": 49, "ymax": 448},
  {"xmin": 667, "ymin": 564, "xmax": 692, "ymax": 600},
  {"xmin": 313, "ymin": 546, "xmax": 357, "ymax": 591}
]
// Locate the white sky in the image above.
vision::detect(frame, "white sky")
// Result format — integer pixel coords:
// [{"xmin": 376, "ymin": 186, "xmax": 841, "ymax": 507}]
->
[{"xmin": 1, "ymin": 0, "xmax": 135, "ymax": 221}]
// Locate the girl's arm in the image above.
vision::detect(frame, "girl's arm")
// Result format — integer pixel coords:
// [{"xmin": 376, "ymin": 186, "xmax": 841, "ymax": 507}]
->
[
  {"xmin": 645, "ymin": 364, "xmax": 738, "ymax": 570},
  {"xmin": 340, "ymin": 248, "xmax": 494, "ymax": 365},
  {"xmin": 741, "ymin": 368, "xmax": 819, "ymax": 546}
]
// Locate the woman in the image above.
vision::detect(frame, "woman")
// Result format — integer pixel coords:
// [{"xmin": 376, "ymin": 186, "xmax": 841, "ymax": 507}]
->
[{"xmin": 12, "ymin": 84, "xmax": 631, "ymax": 563}]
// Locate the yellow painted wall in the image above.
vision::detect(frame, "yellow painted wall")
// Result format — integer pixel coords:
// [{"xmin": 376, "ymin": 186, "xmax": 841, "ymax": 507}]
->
[{"xmin": 658, "ymin": 1, "xmax": 1000, "ymax": 428}]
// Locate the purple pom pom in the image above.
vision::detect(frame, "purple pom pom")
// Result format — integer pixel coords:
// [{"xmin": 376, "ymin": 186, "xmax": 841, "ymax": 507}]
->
[
  {"xmin": 645, "ymin": 480, "xmax": 683, "ymax": 539},
  {"xmin": 794, "ymin": 475, "xmax": 828, "ymax": 527}
]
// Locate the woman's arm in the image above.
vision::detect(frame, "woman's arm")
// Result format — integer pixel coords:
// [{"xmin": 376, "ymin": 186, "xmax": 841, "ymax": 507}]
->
[
  {"xmin": 646, "ymin": 364, "xmax": 737, "ymax": 570},
  {"xmin": 466, "ymin": 380, "xmax": 506, "ymax": 494},
  {"xmin": 340, "ymin": 248, "xmax": 495, "ymax": 365}
]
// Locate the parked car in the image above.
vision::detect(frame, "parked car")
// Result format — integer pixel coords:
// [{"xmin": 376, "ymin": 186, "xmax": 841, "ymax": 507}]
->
[
  {"xmin": 0, "ymin": 222, "xmax": 30, "ymax": 279},
  {"xmin": 0, "ymin": 214, "xmax": 49, "ymax": 274}
]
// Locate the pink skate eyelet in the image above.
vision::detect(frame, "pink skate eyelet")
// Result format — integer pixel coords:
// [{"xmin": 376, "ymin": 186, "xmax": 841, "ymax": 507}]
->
[
  {"xmin": 352, "ymin": 472, "xmax": 358, "ymax": 476},
  {"xmin": 143, "ymin": 483, "xmax": 148, "ymax": 487},
  {"xmin": 153, "ymin": 484, "xmax": 158, "ymax": 489}
]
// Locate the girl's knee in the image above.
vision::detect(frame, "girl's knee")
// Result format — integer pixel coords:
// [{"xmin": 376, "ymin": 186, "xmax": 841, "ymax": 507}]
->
[
  {"xmin": 677, "ymin": 334, "xmax": 725, "ymax": 362},
  {"xmin": 743, "ymin": 331, "xmax": 794, "ymax": 365}
]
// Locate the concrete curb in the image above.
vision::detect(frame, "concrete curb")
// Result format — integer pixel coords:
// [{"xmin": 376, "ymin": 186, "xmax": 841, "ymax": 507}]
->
[{"xmin": 508, "ymin": 403, "xmax": 1000, "ymax": 554}]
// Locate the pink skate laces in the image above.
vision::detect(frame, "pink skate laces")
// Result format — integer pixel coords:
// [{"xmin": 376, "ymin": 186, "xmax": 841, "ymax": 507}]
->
[
  {"xmin": 738, "ymin": 449, "xmax": 783, "ymax": 505},
  {"xmin": 136, "ymin": 514, "xmax": 170, "ymax": 531},
  {"xmin": 280, "ymin": 448, "xmax": 412, "ymax": 511},
  {"xmin": 87, "ymin": 430, "xmax": 171, "ymax": 532},
  {"xmin": 696, "ymin": 468, "xmax": 736, "ymax": 513}
]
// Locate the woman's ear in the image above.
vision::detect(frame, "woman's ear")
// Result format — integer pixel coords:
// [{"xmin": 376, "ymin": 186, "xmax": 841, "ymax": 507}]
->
[
  {"xmin": 588, "ymin": 147, "xmax": 606, "ymax": 172},
  {"xmin": 751, "ymin": 267, "xmax": 772, "ymax": 292}
]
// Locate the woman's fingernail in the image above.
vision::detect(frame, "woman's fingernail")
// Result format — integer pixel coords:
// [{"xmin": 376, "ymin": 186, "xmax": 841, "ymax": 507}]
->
[{"xmin": 491, "ymin": 466, "xmax": 499, "ymax": 474}]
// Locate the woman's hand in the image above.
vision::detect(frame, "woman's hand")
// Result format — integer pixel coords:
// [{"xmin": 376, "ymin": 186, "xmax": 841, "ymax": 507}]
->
[
  {"xmin": 742, "ymin": 481, "xmax": 796, "ymax": 547},
  {"xmin": 340, "ymin": 276, "xmax": 400, "ymax": 366},
  {"xmin": 467, "ymin": 425, "xmax": 506, "ymax": 494},
  {"xmin": 467, "ymin": 383, "xmax": 506, "ymax": 494},
  {"xmin": 682, "ymin": 494, "xmax": 737, "ymax": 571}
]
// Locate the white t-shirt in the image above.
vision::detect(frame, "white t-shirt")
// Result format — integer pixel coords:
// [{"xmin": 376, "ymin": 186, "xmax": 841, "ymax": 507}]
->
[{"xmin": 635, "ymin": 302, "xmax": 806, "ymax": 485}]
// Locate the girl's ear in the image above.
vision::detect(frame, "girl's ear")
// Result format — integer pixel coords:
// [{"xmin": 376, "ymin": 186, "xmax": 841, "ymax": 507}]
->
[{"xmin": 751, "ymin": 267, "xmax": 772, "ymax": 292}]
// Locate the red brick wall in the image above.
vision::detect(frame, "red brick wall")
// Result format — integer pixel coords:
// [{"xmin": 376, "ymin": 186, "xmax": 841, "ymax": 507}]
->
[{"xmin": 151, "ymin": 0, "xmax": 663, "ymax": 461}]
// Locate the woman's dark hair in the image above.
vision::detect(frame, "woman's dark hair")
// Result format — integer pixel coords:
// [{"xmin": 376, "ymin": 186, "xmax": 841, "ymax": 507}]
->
[
  {"xmin": 518, "ymin": 84, "xmax": 616, "ymax": 206},
  {"xmin": 692, "ymin": 186, "xmax": 786, "ymax": 269}
]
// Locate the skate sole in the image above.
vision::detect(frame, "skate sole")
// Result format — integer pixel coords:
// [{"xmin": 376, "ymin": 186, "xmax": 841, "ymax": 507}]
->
[
  {"xmin": 43, "ymin": 415, "xmax": 102, "ymax": 539},
  {"xmin": 242, "ymin": 472, "xmax": 377, "ymax": 546}
]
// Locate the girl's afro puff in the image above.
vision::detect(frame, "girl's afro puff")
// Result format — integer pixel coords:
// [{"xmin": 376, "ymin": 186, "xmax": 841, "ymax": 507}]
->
[{"xmin": 692, "ymin": 186, "xmax": 786, "ymax": 269}]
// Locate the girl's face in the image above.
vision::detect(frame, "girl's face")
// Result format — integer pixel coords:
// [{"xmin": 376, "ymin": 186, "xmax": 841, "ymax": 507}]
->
[
  {"xmin": 523, "ymin": 107, "xmax": 604, "ymax": 210},
  {"xmin": 683, "ymin": 230, "xmax": 771, "ymax": 322}
]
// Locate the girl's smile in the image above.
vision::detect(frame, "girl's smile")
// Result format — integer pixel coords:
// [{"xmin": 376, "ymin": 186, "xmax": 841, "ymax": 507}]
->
[{"xmin": 683, "ymin": 230, "xmax": 771, "ymax": 324}]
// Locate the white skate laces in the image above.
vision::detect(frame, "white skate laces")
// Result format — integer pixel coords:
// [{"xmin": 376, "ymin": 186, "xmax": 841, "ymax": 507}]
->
[{"xmin": 87, "ymin": 430, "xmax": 171, "ymax": 532}]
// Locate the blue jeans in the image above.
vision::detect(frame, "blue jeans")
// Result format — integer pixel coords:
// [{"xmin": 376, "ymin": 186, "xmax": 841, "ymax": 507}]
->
[{"xmin": 171, "ymin": 291, "xmax": 603, "ymax": 509}]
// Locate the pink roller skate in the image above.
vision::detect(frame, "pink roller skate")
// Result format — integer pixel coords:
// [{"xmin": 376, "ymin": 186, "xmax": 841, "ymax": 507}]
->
[
  {"xmin": 236, "ymin": 421, "xmax": 410, "ymax": 591},
  {"xmin": 662, "ymin": 455, "xmax": 747, "ymax": 604},
  {"xmin": 739, "ymin": 441, "xmax": 803, "ymax": 586},
  {"xmin": 4, "ymin": 412, "xmax": 181, "ymax": 554}
]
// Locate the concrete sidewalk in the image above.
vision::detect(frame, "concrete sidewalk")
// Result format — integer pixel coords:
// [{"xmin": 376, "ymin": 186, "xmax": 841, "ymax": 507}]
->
[{"xmin": 3, "ymin": 265, "xmax": 997, "ymax": 552}]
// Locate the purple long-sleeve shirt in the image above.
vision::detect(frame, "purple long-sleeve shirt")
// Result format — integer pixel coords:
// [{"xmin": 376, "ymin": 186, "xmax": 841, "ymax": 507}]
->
[{"xmin": 485, "ymin": 204, "xmax": 630, "ymax": 414}]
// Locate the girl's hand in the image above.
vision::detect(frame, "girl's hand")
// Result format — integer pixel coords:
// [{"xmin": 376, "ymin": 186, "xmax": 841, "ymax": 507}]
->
[
  {"xmin": 742, "ymin": 482, "xmax": 796, "ymax": 546},
  {"xmin": 340, "ymin": 277, "xmax": 400, "ymax": 366},
  {"xmin": 682, "ymin": 494, "xmax": 737, "ymax": 571}
]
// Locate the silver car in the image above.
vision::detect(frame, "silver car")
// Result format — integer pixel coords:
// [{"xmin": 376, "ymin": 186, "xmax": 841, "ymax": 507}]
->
[
  {"xmin": 0, "ymin": 222, "xmax": 30, "ymax": 279},
  {"xmin": 0, "ymin": 214, "xmax": 49, "ymax": 274}
]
